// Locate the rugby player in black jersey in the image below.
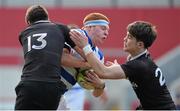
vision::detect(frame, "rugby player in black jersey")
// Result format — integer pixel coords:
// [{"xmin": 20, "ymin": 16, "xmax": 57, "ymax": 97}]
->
[
  {"xmin": 70, "ymin": 21, "xmax": 176, "ymax": 109},
  {"xmin": 15, "ymin": 5, "xmax": 84, "ymax": 110}
]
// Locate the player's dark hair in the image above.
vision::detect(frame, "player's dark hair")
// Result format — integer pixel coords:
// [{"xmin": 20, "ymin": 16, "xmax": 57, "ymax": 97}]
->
[
  {"xmin": 127, "ymin": 21, "xmax": 157, "ymax": 48},
  {"xmin": 26, "ymin": 5, "xmax": 48, "ymax": 24}
]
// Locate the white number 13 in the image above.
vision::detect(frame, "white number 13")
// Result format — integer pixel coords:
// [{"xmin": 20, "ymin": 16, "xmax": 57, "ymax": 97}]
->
[{"xmin": 27, "ymin": 33, "xmax": 47, "ymax": 52}]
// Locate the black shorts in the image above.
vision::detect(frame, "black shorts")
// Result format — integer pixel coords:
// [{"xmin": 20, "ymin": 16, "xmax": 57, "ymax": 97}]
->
[{"xmin": 15, "ymin": 80, "xmax": 66, "ymax": 110}]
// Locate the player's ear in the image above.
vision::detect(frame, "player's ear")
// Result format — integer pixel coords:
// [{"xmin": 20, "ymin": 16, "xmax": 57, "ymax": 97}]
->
[
  {"xmin": 25, "ymin": 19, "xmax": 30, "ymax": 25},
  {"xmin": 137, "ymin": 42, "xmax": 144, "ymax": 48},
  {"xmin": 27, "ymin": 21, "xmax": 30, "ymax": 25}
]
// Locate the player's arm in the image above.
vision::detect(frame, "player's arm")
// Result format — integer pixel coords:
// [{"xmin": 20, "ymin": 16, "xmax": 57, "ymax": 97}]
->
[
  {"xmin": 63, "ymin": 24, "xmax": 87, "ymax": 60},
  {"xmin": 73, "ymin": 46, "xmax": 87, "ymax": 60},
  {"xmin": 85, "ymin": 71, "xmax": 105, "ymax": 97},
  {"xmin": 61, "ymin": 48, "xmax": 90, "ymax": 68},
  {"xmin": 86, "ymin": 53, "xmax": 125, "ymax": 79},
  {"xmin": 70, "ymin": 30, "xmax": 126, "ymax": 79}
]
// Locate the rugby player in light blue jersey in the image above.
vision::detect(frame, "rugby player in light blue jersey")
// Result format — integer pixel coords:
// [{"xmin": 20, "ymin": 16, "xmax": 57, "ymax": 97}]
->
[{"xmin": 58, "ymin": 13, "xmax": 110, "ymax": 110}]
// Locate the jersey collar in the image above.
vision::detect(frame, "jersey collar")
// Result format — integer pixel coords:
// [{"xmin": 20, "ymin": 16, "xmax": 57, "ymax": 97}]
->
[
  {"xmin": 34, "ymin": 20, "xmax": 51, "ymax": 23},
  {"xmin": 129, "ymin": 49, "xmax": 148, "ymax": 61},
  {"xmin": 83, "ymin": 30, "xmax": 96, "ymax": 50}
]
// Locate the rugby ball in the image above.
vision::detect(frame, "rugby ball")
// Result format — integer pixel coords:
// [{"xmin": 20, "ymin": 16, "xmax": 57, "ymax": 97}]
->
[{"xmin": 76, "ymin": 68, "xmax": 95, "ymax": 90}]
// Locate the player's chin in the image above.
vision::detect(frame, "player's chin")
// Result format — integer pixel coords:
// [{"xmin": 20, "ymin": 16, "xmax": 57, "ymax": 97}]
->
[
  {"xmin": 123, "ymin": 47, "xmax": 130, "ymax": 53},
  {"xmin": 98, "ymin": 41, "xmax": 104, "ymax": 46},
  {"xmin": 95, "ymin": 42, "xmax": 101, "ymax": 46}
]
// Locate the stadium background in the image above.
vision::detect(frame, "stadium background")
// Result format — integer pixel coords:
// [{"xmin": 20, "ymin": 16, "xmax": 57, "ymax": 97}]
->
[{"xmin": 0, "ymin": 0, "xmax": 179, "ymax": 110}]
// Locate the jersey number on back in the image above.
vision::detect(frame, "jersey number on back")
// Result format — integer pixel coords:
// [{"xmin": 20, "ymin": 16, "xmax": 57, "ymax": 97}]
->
[
  {"xmin": 155, "ymin": 68, "xmax": 165, "ymax": 86},
  {"xmin": 27, "ymin": 33, "xmax": 47, "ymax": 52}
]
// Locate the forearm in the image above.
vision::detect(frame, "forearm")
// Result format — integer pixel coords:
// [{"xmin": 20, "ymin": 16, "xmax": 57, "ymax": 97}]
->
[
  {"xmin": 85, "ymin": 51, "xmax": 125, "ymax": 79},
  {"xmin": 73, "ymin": 46, "xmax": 86, "ymax": 60},
  {"xmin": 86, "ymin": 52, "xmax": 107, "ymax": 77},
  {"xmin": 61, "ymin": 53, "xmax": 90, "ymax": 68}
]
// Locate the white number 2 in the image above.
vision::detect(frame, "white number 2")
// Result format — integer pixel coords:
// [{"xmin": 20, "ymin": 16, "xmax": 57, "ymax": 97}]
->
[
  {"xmin": 27, "ymin": 33, "xmax": 47, "ymax": 52},
  {"xmin": 155, "ymin": 68, "xmax": 165, "ymax": 86}
]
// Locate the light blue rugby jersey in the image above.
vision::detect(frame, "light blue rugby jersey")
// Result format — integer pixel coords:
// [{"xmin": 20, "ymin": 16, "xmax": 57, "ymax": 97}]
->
[{"xmin": 60, "ymin": 29, "xmax": 104, "ymax": 90}]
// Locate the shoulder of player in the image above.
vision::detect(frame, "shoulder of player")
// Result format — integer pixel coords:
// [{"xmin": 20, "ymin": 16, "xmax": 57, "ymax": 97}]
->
[
  {"xmin": 53, "ymin": 22, "xmax": 68, "ymax": 28},
  {"xmin": 53, "ymin": 23, "xmax": 70, "ymax": 34},
  {"xmin": 126, "ymin": 59, "xmax": 150, "ymax": 70}
]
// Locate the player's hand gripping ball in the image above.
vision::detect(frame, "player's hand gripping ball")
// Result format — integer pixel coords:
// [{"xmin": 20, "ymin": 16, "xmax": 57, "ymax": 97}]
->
[{"xmin": 77, "ymin": 69, "xmax": 95, "ymax": 90}]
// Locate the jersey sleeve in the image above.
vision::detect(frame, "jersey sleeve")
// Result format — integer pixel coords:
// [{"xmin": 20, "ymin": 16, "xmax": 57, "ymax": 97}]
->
[
  {"xmin": 121, "ymin": 60, "xmax": 144, "ymax": 80},
  {"xmin": 19, "ymin": 30, "xmax": 26, "ymax": 46},
  {"xmin": 18, "ymin": 33, "xmax": 23, "ymax": 46},
  {"xmin": 62, "ymin": 24, "xmax": 76, "ymax": 48},
  {"xmin": 64, "ymin": 42, "xmax": 71, "ymax": 52}
]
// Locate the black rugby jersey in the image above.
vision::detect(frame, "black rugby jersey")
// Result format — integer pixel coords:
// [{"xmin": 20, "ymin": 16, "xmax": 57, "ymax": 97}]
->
[
  {"xmin": 19, "ymin": 21, "xmax": 75, "ymax": 82},
  {"xmin": 121, "ymin": 51, "xmax": 176, "ymax": 110}
]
